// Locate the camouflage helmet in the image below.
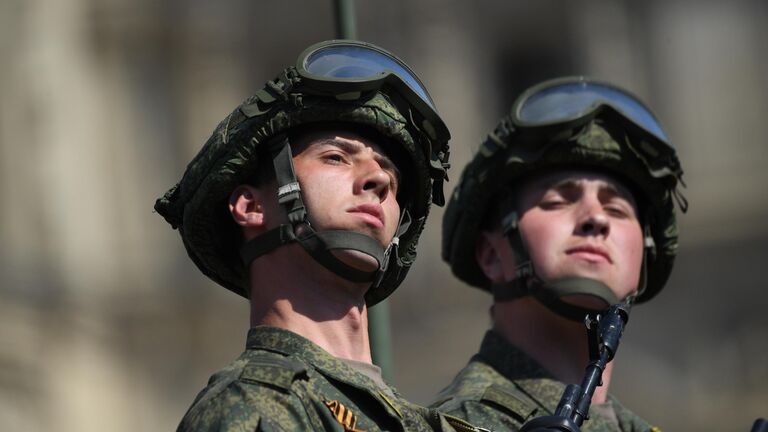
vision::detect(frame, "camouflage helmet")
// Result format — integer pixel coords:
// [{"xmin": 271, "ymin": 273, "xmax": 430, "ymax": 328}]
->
[
  {"xmin": 155, "ymin": 40, "xmax": 450, "ymax": 306},
  {"xmin": 443, "ymin": 77, "xmax": 686, "ymax": 306}
]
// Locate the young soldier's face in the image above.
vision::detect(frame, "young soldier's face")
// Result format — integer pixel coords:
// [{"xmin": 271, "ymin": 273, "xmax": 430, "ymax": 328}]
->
[
  {"xmin": 291, "ymin": 129, "xmax": 401, "ymax": 264},
  {"xmin": 478, "ymin": 170, "xmax": 643, "ymax": 299},
  {"xmin": 515, "ymin": 170, "xmax": 643, "ymax": 300}
]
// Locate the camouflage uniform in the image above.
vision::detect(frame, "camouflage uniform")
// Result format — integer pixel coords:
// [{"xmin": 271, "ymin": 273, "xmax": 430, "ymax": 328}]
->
[
  {"xmin": 179, "ymin": 326, "xmax": 473, "ymax": 432},
  {"xmin": 439, "ymin": 78, "xmax": 686, "ymax": 431},
  {"xmin": 432, "ymin": 331, "xmax": 658, "ymax": 432},
  {"xmin": 158, "ymin": 41, "xmax": 479, "ymax": 432}
]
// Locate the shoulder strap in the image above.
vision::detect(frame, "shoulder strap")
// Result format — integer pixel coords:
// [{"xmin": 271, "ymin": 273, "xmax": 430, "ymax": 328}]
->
[
  {"xmin": 239, "ymin": 354, "xmax": 308, "ymax": 392},
  {"xmin": 480, "ymin": 384, "xmax": 539, "ymax": 424},
  {"xmin": 240, "ymin": 354, "xmax": 329, "ymax": 431}
]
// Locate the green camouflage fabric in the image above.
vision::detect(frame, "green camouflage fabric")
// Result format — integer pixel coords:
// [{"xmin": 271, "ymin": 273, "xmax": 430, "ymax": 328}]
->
[
  {"xmin": 431, "ymin": 331, "xmax": 659, "ymax": 432},
  {"xmin": 178, "ymin": 326, "xmax": 480, "ymax": 432}
]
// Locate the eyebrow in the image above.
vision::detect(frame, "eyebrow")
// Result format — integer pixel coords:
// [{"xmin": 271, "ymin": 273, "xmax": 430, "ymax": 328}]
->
[
  {"xmin": 315, "ymin": 138, "xmax": 401, "ymax": 182},
  {"xmin": 549, "ymin": 178, "xmax": 621, "ymax": 196},
  {"xmin": 545, "ymin": 178, "xmax": 638, "ymax": 207}
]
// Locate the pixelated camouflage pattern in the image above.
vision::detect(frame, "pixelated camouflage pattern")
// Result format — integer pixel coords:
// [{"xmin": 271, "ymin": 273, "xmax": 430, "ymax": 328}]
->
[
  {"xmin": 178, "ymin": 326, "xmax": 476, "ymax": 432},
  {"xmin": 431, "ymin": 331, "xmax": 658, "ymax": 432}
]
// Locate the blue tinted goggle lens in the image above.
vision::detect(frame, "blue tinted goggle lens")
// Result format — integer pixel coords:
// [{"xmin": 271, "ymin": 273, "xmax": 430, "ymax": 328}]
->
[
  {"xmin": 517, "ymin": 82, "xmax": 668, "ymax": 142},
  {"xmin": 303, "ymin": 45, "xmax": 436, "ymax": 110}
]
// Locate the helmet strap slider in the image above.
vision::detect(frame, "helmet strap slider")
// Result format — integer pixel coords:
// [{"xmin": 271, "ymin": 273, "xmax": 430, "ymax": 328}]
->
[
  {"xmin": 501, "ymin": 211, "xmax": 519, "ymax": 235},
  {"xmin": 643, "ymin": 224, "xmax": 656, "ymax": 259}
]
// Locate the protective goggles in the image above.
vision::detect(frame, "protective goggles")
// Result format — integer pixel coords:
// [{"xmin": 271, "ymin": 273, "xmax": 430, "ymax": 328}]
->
[
  {"xmin": 503, "ymin": 77, "xmax": 683, "ymax": 180},
  {"xmin": 296, "ymin": 40, "xmax": 449, "ymax": 143},
  {"xmin": 511, "ymin": 77, "xmax": 670, "ymax": 145}
]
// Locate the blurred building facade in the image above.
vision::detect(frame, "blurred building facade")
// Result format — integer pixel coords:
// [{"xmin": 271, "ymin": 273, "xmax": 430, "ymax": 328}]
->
[{"xmin": 1, "ymin": 1, "xmax": 766, "ymax": 431}]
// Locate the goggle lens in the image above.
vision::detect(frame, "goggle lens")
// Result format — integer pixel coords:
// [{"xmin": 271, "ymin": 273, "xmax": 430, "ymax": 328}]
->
[
  {"xmin": 516, "ymin": 81, "xmax": 669, "ymax": 143},
  {"xmin": 303, "ymin": 45, "xmax": 436, "ymax": 110}
]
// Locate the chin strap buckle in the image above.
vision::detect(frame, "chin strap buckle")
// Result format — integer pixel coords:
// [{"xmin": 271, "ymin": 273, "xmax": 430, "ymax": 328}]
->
[{"xmin": 372, "ymin": 237, "xmax": 399, "ymax": 288}]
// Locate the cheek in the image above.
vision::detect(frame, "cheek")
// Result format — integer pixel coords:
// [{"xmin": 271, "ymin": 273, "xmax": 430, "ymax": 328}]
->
[
  {"xmin": 616, "ymin": 222, "xmax": 645, "ymax": 276},
  {"xmin": 297, "ymin": 162, "xmax": 344, "ymax": 199},
  {"xmin": 382, "ymin": 198, "xmax": 401, "ymax": 237},
  {"xmin": 519, "ymin": 212, "xmax": 567, "ymax": 259},
  {"xmin": 295, "ymin": 169, "xmax": 344, "ymax": 224}
]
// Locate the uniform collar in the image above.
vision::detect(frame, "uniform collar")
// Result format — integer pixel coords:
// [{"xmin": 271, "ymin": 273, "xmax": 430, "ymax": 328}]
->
[
  {"xmin": 246, "ymin": 325, "xmax": 395, "ymax": 396},
  {"xmin": 476, "ymin": 330, "xmax": 625, "ymax": 428},
  {"xmin": 477, "ymin": 330, "xmax": 553, "ymax": 381},
  {"xmin": 476, "ymin": 330, "xmax": 564, "ymax": 414}
]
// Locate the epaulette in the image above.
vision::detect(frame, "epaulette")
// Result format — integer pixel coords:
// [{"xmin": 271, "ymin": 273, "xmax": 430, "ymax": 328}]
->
[
  {"xmin": 239, "ymin": 354, "xmax": 309, "ymax": 392},
  {"xmin": 480, "ymin": 384, "xmax": 538, "ymax": 423}
]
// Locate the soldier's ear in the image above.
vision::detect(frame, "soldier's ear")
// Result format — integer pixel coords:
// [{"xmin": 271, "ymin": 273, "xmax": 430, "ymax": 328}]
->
[
  {"xmin": 229, "ymin": 185, "xmax": 267, "ymax": 229},
  {"xmin": 476, "ymin": 232, "xmax": 506, "ymax": 284}
]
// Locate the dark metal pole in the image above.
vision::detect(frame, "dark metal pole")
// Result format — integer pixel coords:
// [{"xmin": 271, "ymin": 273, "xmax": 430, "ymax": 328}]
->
[
  {"xmin": 331, "ymin": 0, "xmax": 394, "ymax": 381},
  {"xmin": 368, "ymin": 301, "xmax": 394, "ymax": 381},
  {"xmin": 333, "ymin": 0, "xmax": 357, "ymax": 40}
]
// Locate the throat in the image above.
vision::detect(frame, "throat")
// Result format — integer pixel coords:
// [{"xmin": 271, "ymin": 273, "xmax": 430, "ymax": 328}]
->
[{"xmin": 493, "ymin": 297, "xmax": 615, "ymax": 400}]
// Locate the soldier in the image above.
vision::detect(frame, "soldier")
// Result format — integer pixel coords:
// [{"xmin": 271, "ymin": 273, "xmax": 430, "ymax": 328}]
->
[
  {"xmin": 434, "ymin": 77, "xmax": 687, "ymax": 431},
  {"xmin": 155, "ymin": 40, "xmax": 480, "ymax": 431}
]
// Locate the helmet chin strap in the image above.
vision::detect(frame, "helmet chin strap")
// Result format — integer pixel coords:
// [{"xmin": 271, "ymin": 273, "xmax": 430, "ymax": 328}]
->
[
  {"xmin": 490, "ymin": 210, "xmax": 653, "ymax": 322},
  {"xmin": 238, "ymin": 134, "xmax": 410, "ymax": 288}
]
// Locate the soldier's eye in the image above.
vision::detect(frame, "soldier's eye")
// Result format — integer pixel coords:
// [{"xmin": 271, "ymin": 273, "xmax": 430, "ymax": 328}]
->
[
  {"xmin": 604, "ymin": 200, "xmax": 635, "ymax": 219},
  {"xmin": 324, "ymin": 153, "xmax": 345, "ymax": 164},
  {"xmin": 540, "ymin": 193, "xmax": 569, "ymax": 209},
  {"xmin": 540, "ymin": 199, "xmax": 566, "ymax": 209}
]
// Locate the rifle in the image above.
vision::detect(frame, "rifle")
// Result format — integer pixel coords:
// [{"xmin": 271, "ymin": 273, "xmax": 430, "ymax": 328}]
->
[
  {"xmin": 520, "ymin": 303, "xmax": 631, "ymax": 432},
  {"xmin": 752, "ymin": 418, "xmax": 768, "ymax": 432}
]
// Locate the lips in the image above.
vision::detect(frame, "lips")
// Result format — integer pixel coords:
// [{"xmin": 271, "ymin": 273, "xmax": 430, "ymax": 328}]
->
[
  {"xmin": 566, "ymin": 244, "xmax": 612, "ymax": 263},
  {"xmin": 347, "ymin": 203, "xmax": 385, "ymax": 228}
]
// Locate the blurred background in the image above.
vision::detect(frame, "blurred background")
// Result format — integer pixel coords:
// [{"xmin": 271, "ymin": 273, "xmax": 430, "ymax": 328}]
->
[{"xmin": 1, "ymin": 0, "xmax": 767, "ymax": 430}]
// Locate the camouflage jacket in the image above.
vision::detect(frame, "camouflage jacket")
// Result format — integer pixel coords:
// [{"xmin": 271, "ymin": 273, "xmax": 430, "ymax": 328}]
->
[
  {"xmin": 431, "ymin": 331, "xmax": 659, "ymax": 432},
  {"xmin": 178, "ymin": 325, "xmax": 479, "ymax": 432}
]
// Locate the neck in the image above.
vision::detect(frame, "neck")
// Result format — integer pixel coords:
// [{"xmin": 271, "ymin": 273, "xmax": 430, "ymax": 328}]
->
[
  {"xmin": 248, "ymin": 244, "xmax": 373, "ymax": 363},
  {"xmin": 493, "ymin": 297, "xmax": 614, "ymax": 404}
]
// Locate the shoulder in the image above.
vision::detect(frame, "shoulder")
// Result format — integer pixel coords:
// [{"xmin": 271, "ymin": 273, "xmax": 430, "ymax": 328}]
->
[
  {"xmin": 609, "ymin": 395, "xmax": 660, "ymax": 432},
  {"xmin": 177, "ymin": 350, "xmax": 316, "ymax": 432},
  {"xmin": 431, "ymin": 358, "xmax": 539, "ymax": 431}
]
